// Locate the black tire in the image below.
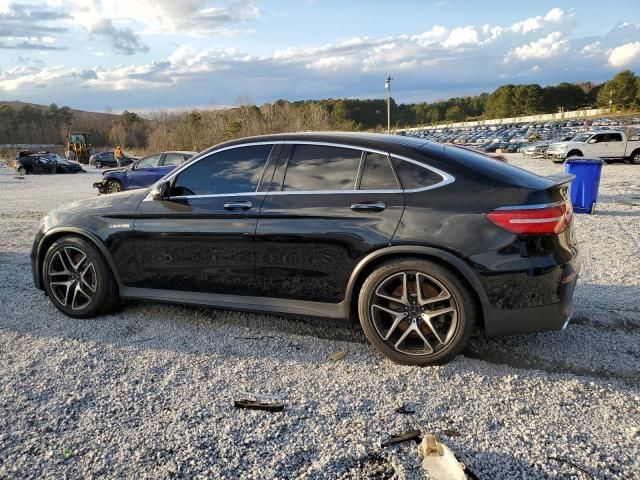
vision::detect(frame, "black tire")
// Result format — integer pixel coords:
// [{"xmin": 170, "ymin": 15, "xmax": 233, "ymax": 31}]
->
[
  {"xmin": 566, "ymin": 150, "xmax": 582, "ymax": 159},
  {"xmin": 43, "ymin": 166, "xmax": 53, "ymax": 174},
  {"xmin": 42, "ymin": 236, "xmax": 119, "ymax": 318},
  {"xmin": 629, "ymin": 150, "xmax": 640, "ymax": 165},
  {"xmin": 17, "ymin": 166, "xmax": 27, "ymax": 175},
  {"xmin": 358, "ymin": 258, "xmax": 475, "ymax": 366},
  {"xmin": 106, "ymin": 179, "xmax": 123, "ymax": 194},
  {"xmin": 95, "ymin": 161, "xmax": 102, "ymax": 169}
]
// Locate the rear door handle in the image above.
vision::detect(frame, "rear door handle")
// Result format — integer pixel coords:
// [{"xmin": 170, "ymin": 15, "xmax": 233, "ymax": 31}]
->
[
  {"xmin": 350, "ymin": 201, "xmax": 386, "ymax": 212},
  {"xmin": 223, "ymin": 200, "xmax": 253, "ymax": 210}
]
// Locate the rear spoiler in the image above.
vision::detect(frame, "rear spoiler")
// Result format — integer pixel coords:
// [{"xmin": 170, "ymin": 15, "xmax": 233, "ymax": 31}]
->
[{"xmin": 545, "ymin": 172, "xmax": 575, "ymax": 186}]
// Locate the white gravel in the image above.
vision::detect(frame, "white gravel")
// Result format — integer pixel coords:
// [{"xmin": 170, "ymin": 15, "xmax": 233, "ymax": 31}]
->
[{"xmin": 0, "ymin": 157, "xmax": 638, "ymax": 479}]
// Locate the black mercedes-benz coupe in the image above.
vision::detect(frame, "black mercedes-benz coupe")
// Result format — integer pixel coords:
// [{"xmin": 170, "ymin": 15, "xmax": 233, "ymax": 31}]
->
[{"xmin": 31, "ymin": 133, "xmax": 580, "ymax": 365}]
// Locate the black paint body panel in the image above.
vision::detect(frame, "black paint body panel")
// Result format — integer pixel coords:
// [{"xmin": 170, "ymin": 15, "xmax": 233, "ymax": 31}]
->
[{"xmin": 32, "ymin": 132, "xmax": 580, "ymax": 337}]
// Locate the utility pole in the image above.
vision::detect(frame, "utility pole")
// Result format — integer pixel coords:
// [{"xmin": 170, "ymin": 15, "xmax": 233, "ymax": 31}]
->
[
  {"xmin": 609, "ymin": 88, "xmax": 614, "ymax": 113},
  {"xmin": 385, "ymin": 75, "xmax": 393, "ymax": 134}
]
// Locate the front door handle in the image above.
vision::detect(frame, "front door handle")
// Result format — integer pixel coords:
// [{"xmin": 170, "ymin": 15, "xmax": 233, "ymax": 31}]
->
[
  {"xmin": 350, "ymin": 201, "xmax": 386, "ymax": 212},
  {"xmin": 223, "ymin": 200, "xmax": 253, "ymax": 210}
]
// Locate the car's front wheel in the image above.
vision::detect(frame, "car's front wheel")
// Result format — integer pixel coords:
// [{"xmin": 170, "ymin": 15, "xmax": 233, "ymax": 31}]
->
[
  {"xmin": 106, "ymin": 179, "xmax": 123, "ymax": 194},
  {"xmin": 95, "ymin": 161, "xmax": 102, "ymax": 169},
  {"xmin": 17, "ymin": 166, "xmax": 27, "ymax": 175},
  {"xmin": 358, "ymin": 258, "xmax": 475, "ymax": 365},
  {"xmin": 42, "ymin": 236, "xmax": 119, "ymax": 318}
]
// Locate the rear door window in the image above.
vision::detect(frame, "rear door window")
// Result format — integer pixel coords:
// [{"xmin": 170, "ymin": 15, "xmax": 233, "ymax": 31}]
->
[
  {"xmin": 163, "ymin": 153, "xmax": 186, "ymax": 166},
  {"xmin": 358, "ymin": 152, "xmax": 399, "ymax": 190},
  {"xmin": 282, "ymin": 144, "xmax": 361, "ymax": 191},
  {"xmin": 609, "ymin": 133, "xmax": 622, "ymax": 142},
  {"xmin": 391, "ymin": 157, "xmax": 443, "ymax": 190},
  {"xmin": 137, "ymin": 154, "xmax": 162, "ymax": 168},
  {"xmin": 172, "ymin": 144, "xmax": 273, "ymax": 196}
]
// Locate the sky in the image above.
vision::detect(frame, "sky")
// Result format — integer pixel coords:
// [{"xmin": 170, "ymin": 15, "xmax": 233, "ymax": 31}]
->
[{"xmin": 0, "ymin": 0, "xmax": 639, "ymax": 112}]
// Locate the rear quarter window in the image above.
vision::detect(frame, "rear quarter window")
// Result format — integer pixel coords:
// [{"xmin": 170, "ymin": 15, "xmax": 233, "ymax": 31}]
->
[{"xmin": 390, "ymin": 157, "xmax": 443, "ymax": 190}]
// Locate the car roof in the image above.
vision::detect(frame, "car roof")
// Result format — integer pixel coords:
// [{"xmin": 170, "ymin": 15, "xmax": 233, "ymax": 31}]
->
[{"xmin": 209, "ymin": 132, "xmax": 430, "ymax": 155}]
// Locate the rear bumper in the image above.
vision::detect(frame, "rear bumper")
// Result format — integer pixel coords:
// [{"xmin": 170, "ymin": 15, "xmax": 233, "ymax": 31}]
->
[{"xmin": 480, "ymin": 254, "xmax": 581, "ymax": 337}]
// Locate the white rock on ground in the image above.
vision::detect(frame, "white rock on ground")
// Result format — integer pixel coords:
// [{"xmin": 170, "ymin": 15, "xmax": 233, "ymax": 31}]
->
[{"xmin": 0, "ymin": 155, "xmax": 638, "ymax": 479}]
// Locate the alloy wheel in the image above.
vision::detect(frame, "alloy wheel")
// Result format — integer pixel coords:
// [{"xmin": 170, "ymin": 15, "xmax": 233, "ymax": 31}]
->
[
  {"xmin": 47, "ymin": 246, "xmax": 97, "ymax": 311},
  {"xmin": 369, "ymin": 271, "xmax": 459, "ymax": 356},
  {"xmin": 107, "ymin": 181, "xmax": 122, "ymax": 193}
]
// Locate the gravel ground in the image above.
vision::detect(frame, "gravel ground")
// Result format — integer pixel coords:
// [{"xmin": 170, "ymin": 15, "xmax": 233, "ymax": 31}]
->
[{"xmin": 0, "ymin": 156, "xmax": 638, "ymax": 479}]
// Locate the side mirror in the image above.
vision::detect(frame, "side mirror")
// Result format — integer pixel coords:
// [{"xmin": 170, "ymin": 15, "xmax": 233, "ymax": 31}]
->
[
  {"xmin": 150, "ymin": 181, "xmax": 170, "ymax": 200},
  {"xmin": 587, "ymin": 138, "xmax": 597, "ymax": 144}
]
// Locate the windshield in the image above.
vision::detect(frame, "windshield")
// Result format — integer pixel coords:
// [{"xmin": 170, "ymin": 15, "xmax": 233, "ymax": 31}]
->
[{"xmin": 572, "ymin": 134, "xmax": 591, "ymax": 143}]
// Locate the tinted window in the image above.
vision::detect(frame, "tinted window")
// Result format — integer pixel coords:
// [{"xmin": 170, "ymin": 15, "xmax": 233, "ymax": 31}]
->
[
  {"xmin": 163, "ymin": 152, "xmax": 187, "ymax": 166},
  {"xmin": 137, "ymin": 154, "xmax": 162, "ymax": 168},
  {"xmin": 172, "ymin": 144, "xmax": 272, "ymax": 196},
  {"xmin": 359, "ymin": 152, "xmax": 399, "ymax": 190},
  {"xmin": 609, "ymin": 133, "xmax": 622, "ymax": 142},
  {"xmin": 283, "ymin": 145, "xmax": 361, "ymax": 191},
  {"xmin": 391, "ymin": 157, "xmax": 442, "ymax": 190}
]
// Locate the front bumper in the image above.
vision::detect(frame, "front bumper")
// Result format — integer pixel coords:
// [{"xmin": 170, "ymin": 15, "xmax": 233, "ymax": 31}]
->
[
  {"xmin": 546, "ymin": 151, "xmax": 567, "ymax": 159},
  {"xmin": 93, "ymin": 180, "xmax": 108, "ymax": 194}
]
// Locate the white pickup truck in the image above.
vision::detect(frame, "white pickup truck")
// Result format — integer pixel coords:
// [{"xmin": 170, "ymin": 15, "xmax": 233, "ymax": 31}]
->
[{"xmin": 546, "ymin": 129, "xmax": 640, "ymax": 164}]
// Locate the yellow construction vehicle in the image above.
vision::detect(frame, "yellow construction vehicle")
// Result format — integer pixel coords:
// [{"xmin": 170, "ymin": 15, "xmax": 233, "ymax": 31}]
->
[{"xmin": 66, "ymin": 132, "xmax": 91, "ymax": 163}]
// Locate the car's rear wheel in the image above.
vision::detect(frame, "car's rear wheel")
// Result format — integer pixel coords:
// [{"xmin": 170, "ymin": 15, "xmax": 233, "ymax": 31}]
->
[
  {"xmin": 106, "ymin": 179, "xmax": 123, "ymax": 194},
  {"xmin": 42, "ymin": 236, "xmax": 119, "ymax": 318},
  {"xmin": 358, "ymin": 258, "xmax": 475, "ymax": 365},
  {"xmin": 17, "ymin": 166, "xmax": 27, "ymax": 175},
  {"xmin": 629, "ymin": 150, "xmax": 640, "ymax": 165},
  {"xmin": 95, "ymin": 161, "xmax": 102, "ymax": 169}
]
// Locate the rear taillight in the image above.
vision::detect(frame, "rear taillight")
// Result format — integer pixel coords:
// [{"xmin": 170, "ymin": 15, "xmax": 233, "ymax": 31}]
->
[{"xmin": 486, "ymin": 202, "xmax": 573, "ymax": 234}]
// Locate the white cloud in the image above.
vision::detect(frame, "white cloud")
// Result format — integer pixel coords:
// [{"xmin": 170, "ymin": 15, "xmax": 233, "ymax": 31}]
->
[
  {"xmin": 608, "ymin": 41, "xmax": 640, "ymax": 67},
  {"xmin": 509, "ymin": 8, "xmax": 568, "ymax": 34},
  {"xmin": 505, "ymin": 32, "xmax": 569, "ymax": 61},
  {"xmin": 411, "ymin": 25, "xmax": 447, "ymax": 46},
  {"xmin": 442, "ymin": 26, "xmax": 479, "ymax": 48},
  {"xmin": 306, "ymin": 56, "xmax": 352, "ymax": 72}
]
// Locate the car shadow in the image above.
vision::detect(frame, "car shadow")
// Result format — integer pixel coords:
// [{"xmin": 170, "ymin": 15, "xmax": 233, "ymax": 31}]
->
[{"xmin": 1, "ymin": 252, "xmax": 638, "ymax": 384}]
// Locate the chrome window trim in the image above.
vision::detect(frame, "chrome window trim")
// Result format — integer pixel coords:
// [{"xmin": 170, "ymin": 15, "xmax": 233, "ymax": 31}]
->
[{"xmin": 154, "ymin": 139, "xmax": 455, "ymax": 201}]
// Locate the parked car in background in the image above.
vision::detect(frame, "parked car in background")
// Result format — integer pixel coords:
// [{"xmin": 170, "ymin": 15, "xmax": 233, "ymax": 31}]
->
[
  {"xmin": 89, "ymin": 150, "xmax": 137, "ymax": 169},
  {"xmin": 15, "ymin": 152, "xmax": 54, "ymax": 175},
  {"xmin": 42, "ymin": 153, "xmax": 85, "ymax": 174},
  {"xmin": 93, "ymin": 151, "xmax": 196, "ymax": 194},
  {"xmin": 546, "ymin": 130, "xmax": 640, "ymax": 164},
  {"xmin": 34, "ymin": 133, "xmax": 580, "ymax": 366}
]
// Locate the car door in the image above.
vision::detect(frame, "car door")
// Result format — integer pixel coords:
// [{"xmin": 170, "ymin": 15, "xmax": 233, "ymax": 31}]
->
[
  {"xmin": 155, "ymin": 152, "xmax": 187, "ymax": 181},
  {"xmin": 606, "ymin": 132, "xmax": 625, "ymax": 158},
  {"xmin": 130, "ymin": 143, "xmax": 279, "ymax": 295},
  {"xmin": 254, "ymin": 143, "xmax": 405, "ymax": 303},
  {"xmin": 127, "ymin": 153, "xmax": 163, "ymax": 189}
]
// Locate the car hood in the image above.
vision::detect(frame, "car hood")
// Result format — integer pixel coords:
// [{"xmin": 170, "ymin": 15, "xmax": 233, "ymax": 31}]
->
[
  {"xmin": 43, "ymin": 188, "xmax": 149, "ymax": 235},
  {"xmin": 56, "ymin": 159, "xmax": 81, "ymax": 166},
  {"xmin": 103, "ymin": 166, "xmax": 130, "ymax": 174}
]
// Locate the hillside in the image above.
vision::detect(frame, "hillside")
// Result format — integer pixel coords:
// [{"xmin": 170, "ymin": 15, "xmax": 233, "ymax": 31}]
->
[
  {"xmin": 0, "ymin": 101, "xmax": 118, "ymax": 146},
  {"xmin": 0, "ymin": 100, "xmax": 119, "ymax": 127}
]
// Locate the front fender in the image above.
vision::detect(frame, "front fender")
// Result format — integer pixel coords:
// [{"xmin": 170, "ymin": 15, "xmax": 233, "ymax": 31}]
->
[{"xmin": 32, "ymin": 226, "xmax": 124, "ymax": 291}]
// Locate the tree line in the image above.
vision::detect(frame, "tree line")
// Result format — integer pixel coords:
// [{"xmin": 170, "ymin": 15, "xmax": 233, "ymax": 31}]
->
[{"xmin": 1, "ymin": 70, "xmax": 638, "ymax": 151}]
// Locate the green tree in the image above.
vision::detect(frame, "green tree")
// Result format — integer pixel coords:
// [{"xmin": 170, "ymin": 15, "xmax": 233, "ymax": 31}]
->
[
  {"xmin": 597, "ymin": 70, "xmax": 638, "ymax": 108},
  {"xmin": 445, "ymin": 105, "xmax": 463, "ymax": 122}
]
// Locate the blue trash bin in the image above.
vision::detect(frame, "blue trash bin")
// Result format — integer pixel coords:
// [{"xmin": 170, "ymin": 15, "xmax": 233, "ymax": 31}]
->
[{"xmin": 564, "ymin": 157, "xmax": 604, "ymax": 214}]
